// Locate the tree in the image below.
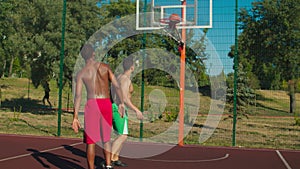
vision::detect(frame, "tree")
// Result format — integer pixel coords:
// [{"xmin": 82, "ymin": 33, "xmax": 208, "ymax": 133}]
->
[
  {"xmin": 226, "ymin": 64, "xmax": 256, "ymax": 118},
  {"xmin": 0, "ymin": 1, "xmax": 11, "ymax": 77},
  {"xmin": 236, "ymin": 0, "xmax": 300, "ymax": 114},
  {"xmin": 185, "ymin": 29, "xmax": 210, "ymax": 87},
  {"xmin": 0, "ymin": 0, "xmax": 29, "ymax": 78},
  {"xmin": 0, "ymin": 0, "xmax": 105, "ymax": 87}
]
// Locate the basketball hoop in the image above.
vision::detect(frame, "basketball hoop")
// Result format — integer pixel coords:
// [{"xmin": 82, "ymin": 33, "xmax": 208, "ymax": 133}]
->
[
  {"xmin": 159, "ymin": 13, "xmax": 181, "ymax": 31},
  {"xmin": 159, "ymin": 13, "xmax": 184, "ymax": 51},
  {"xmin": 169, "ymin": 13, "xmax": 181, "ymax": 23}
]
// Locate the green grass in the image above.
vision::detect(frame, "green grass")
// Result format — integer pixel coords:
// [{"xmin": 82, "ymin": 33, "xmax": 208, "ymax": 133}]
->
[{"xmin": 0, "ymin": 78, "xmax": 300, "ymax": 150}]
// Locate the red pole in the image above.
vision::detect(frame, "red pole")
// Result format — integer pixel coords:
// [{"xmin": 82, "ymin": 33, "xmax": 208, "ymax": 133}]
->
[{"xmin": 178, "ymin": 0, "xmax": 186, "ymax": 146}]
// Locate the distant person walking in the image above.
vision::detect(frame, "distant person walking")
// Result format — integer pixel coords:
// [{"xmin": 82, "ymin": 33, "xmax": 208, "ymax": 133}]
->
[{"xmin": 42, "ymin": 82, "xmax": 52, "ymax": 108}]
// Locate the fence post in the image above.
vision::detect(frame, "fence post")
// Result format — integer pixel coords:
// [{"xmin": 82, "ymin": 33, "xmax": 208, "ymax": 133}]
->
[
  {"xmin": 232, "ymin": 0, "xmax": 239, "ymax": 147},
  {"xmin": 57, "ymin": 0, "xmax": 67, "ymax": 137}
]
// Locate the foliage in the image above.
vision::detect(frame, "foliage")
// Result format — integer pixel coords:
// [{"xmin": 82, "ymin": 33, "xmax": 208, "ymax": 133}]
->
[
  {"xmin": 0, "ymin": 0, "xmax": 103, "ymax": 89},
  {"xmin": 229, "ymin": 0, "xmax": 300, "ymax": 115},
  {"xmin": 0, "ymin": 0, "xmax": 29, "ymax": 77},
  {"xmin": 164, "ymin": 111, "xmax": 178, "ymax": 122},
  {"xmin": 226, "ymin": 64, "xmax": 256, "ymax": 117},
  {"xmin": 295, "ymin": 117, "xmax": 300, "ymax": 126},
  {"xmin": 236, "ymin": 0, "xmax": 300, "ymax": 90},
  {"xmin": 186, "ymin": 29, "xmax": 210, "ymax": 87},
  {"xmin": 0, "ymin": 0, "xmax": 210, "ymax": 91}
]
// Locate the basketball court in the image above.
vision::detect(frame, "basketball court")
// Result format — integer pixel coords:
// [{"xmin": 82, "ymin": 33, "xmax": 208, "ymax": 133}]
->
[
  {"xmin": 0, "ymin": 134, "xmax": 299, "ymax": 169},
  {"xmin": 1, "ymin": 1, "xmax": 298, "ymax": 169}
]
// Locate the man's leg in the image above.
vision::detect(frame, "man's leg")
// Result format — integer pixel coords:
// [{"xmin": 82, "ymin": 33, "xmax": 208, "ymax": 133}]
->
[
  {"xmin": 111, "ymin": 103, "xmax": 128, "ymax": 162},
  {"xmin": 42, "ymin": 97, "xmax": 46, "ymax": 105},
  {"xmin": 47, "ymin": 99, "xmax": 52, "ymax": 107},
  {"xmin": 103, "ymin": 141, "xmax": 112, "ymax": 167},
  {"xmin": 111, "ymin": 134, "xmax": 127, "ymax": 161},
  {"xmin": 86, "ymin": 144, "xmax": 95, "ymax": 169}
]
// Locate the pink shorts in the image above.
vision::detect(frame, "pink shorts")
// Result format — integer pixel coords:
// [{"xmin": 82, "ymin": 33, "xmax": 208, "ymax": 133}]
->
[{"xmin": 84, "ymin": 98, "xmax": 112, "ymax": 144}]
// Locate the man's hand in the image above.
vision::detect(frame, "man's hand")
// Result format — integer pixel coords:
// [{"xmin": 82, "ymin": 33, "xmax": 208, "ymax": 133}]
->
[
  {"xmin": 72, "ymin": 118, "xmax": 81, "ymax": 133},
  {"xmin": 136, "ymin": 110, "xmax": 144, "ymax": 120},
  {"xmin": 118, "ymin": 104, "xmax": 125, "ymax": 118}
]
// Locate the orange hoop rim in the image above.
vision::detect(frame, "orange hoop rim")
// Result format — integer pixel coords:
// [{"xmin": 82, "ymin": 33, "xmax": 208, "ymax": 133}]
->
[
  {"xmin": 160, "ymin": 18, "xmax": 181, "ymax": 23},
  {"xmin": 159, "ymin": 18, "xmax": 171, "ymax": 24},
  {"xmin": 160, "ymin": 18, "xmax": 180, "ymax": 29}
]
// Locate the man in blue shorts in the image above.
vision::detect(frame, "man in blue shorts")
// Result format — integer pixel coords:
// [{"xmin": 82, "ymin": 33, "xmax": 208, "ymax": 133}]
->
[{"xmin": 111, "ymin": 56, "xmax": 143, "ymax": 167}]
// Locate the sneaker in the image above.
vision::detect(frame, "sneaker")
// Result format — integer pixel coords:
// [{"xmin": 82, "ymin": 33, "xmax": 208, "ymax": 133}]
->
[
  {"xmin": 106, "ymin": 166, "xmax": 114, "ymax": 169},
  {"xmin": 112, "ymin": 160, "xmax": 128, "ymax": 167},
  {"xmin": 100, "ymin": 160, "xmax": 106, "ymax": 169}
]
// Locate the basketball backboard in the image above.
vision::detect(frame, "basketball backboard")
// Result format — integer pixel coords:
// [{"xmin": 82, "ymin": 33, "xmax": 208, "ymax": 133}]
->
[{"xmin": 136, "ymin": 0, "xmax": 212, "ymax": 30}]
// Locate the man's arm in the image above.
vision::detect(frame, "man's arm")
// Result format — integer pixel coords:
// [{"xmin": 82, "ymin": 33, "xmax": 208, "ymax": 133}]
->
[
  {"xmin": 72, "ymin": 73, "xmax": 82, "ymax": 133},
  {"xmin": 108, "ymin": 67, "xmax": 125, "ymax": 116},
  {"xmin": 120, "ymin": 77, "xmax": 143, "ymax": 120}
]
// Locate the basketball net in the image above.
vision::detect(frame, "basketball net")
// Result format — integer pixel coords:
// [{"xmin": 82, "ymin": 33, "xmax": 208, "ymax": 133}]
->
[{"xmin": 159, "ymin": 14, "xmax": 184, "ymax": 52}]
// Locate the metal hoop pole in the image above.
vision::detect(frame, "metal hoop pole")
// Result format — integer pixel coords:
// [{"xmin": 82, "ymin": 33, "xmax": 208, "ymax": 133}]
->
[{"xmin": 178, "ymin": 0, "xmax": 186, "ymax": 147}]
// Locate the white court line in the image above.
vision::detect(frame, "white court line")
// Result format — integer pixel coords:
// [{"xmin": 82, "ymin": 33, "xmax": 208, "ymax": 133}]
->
[
  {"xmin": 139, "ymin": 153, "xmax": 229, "ymax": 163},
  {"xmin": 0, "ymin": 142, "xmax": 83, "ymax": 162},
  {"xmin": 276, "ymin": 150, "xmax": 292, "ymax": 169}
]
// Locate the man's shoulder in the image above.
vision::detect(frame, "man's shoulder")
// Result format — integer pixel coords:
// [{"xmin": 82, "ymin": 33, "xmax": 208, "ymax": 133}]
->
[
  {"xmin": 75, "ymin": 69, "xmax": 84, "ymax": 81},
  {"xmin": 97, "ymin": 62, "xmax": 110, "ymax": 69},
  {"xmin": 76, "ymin": 68, "xmax": 85, "ymax": 76},
  {"xmin": 118, "ymin": 74, "xmax": 131, "ymax": 83},
  {"xmin": 76, "ymin": 64, "xmax": 92, "ymax": 77}
]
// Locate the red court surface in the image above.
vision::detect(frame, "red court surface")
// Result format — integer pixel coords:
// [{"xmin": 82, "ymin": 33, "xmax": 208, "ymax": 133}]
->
[{"xmin": 0, "ymin": 134, "xmax": 299, "ymax": 169}]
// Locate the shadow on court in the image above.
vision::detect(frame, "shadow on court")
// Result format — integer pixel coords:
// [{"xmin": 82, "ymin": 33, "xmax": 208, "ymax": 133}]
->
[
  {"xmin": 63, "ymin": 145, "xmax": 105, "ymax": 169},
  {"xmin": 27, "ymin": 148, "xmax": 84, "ymax": 169}
]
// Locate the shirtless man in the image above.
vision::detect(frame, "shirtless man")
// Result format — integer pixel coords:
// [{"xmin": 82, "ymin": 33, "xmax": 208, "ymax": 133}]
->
[
  {"xmin": 72, "ymin": 44, "xmax": 124, "ymax": 169},
  {"xmin": 111, "ymin": 56, "xmax": 143, "ymax": 167}
]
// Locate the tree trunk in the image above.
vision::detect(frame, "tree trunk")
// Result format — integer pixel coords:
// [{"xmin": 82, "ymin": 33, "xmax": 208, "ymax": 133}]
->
[
  {"xmin": 8, "ymin": 56, "xmax": 14, "ymax": 77},
  {"xmin": 290, "ymin": 92, "xmax": 296, "ymax": 114},
  {"xmin": 1, "ymin": 60, "xmax": 6, "ymax": 78},
  {"xmin": 0, "ymin": 87, "xmax": 2, "ymax": 107},
  {"xmin": 289, "ymin": 80, "xmax": 296, "ymax": 114}
]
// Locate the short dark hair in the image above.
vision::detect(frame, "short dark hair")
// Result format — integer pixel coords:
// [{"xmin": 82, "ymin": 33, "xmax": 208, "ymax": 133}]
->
[
  {"xmin": 80, "ymin": 44, "xmax": 94, "ymax": 60},
  {"xmin": 123, "ymin": 56, "xmax": 134, "ymax": 71}
]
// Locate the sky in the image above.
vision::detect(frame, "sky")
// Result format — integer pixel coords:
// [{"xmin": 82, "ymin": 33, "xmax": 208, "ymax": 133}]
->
[{"xmin": 206, "ymin": 0, "xmax": 254, "ymax": 74}]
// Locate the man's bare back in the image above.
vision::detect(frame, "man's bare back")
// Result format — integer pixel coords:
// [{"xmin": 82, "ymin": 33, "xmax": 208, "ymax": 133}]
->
[
  {"xmin": 77, "ymin": 62, "xmax": 112, "ymax": 99},
  {"xmin": 73, "ymin": 58, "xmax": 124, "ymax": 133}
]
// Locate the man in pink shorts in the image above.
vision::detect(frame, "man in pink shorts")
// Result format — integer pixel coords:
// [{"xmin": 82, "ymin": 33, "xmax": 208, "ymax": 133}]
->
[{"xmin": 72, "ymin": 44, "xmax": 124, "ymax": 169}]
